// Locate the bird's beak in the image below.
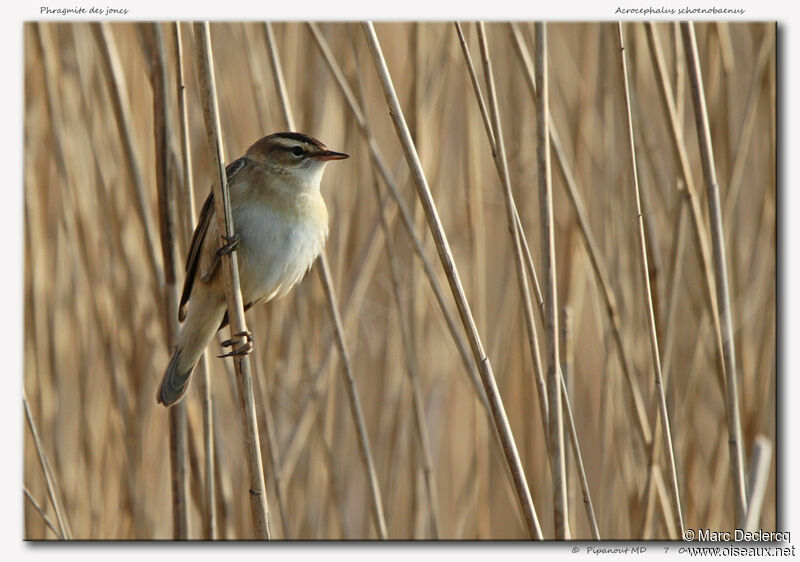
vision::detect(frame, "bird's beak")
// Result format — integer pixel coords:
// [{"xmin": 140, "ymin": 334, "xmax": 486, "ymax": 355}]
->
[{"xmin": 315, "ymin": 150, "xmax": 349, "ymax": 161}]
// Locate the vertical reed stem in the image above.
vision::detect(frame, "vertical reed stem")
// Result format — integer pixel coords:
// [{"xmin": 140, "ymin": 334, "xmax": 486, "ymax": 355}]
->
[
  {"xmin": 173, "ymin": 22, "xmax": 217, "ymax": 540},
  {"xmin": 681, "ymin": 21, "xmax": 748, "ymax": 527},
  {"xmin": 192, "ymin": 21, "xmax": 271, "ymax": 540},
  {"xmin": 23, "ymin": 392, "xmax": 71, "ymax": 539},
  {"xmin": 466, "ymin": 22, "xmax": 550, "ymax": 442},
  {"xmin": 535, "ymin": 22, "xmax": 569, "ymax": 539},
  {"xmin": 362, "ymin": 21, "xmax": 543, "ymax": 540},
  {"xmin": 744, "ymin": 436, "xmax": 772, "ymax": 532},
  {"xmin": 90, "ymin": 22, "xmax": 164, "ymax": 290},
  {"xmin": 617, "ymin": 22, "xmax": 684, "ymax": 536},
  {"xmin": 264, "ymin": 24, "xmax": 388, "ymax": 539},
  {"xmin": 147, "ymin": 21, "xmax": 190, "ymax": 540}
]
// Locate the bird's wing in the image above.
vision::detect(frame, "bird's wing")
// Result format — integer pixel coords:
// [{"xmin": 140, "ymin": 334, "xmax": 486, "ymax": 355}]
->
[{"xmin": 178, "ymin": 157, "xmax": 249, "ymax": 322}]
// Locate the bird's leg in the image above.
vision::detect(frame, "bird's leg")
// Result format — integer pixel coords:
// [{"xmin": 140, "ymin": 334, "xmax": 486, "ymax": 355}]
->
[
  {"xmin": 218, "ymin": 329, "xmax": 253, "ymax": 358},
  {"xmin": 202, "ymin": 234, "xmax": 240, "ymax": 283},
  {"xmin": 216, "ymin": 233, "xmax": 241, "ymax": 256}
]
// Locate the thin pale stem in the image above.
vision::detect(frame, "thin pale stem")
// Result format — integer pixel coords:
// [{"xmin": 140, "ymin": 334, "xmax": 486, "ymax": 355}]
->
[
  {"xmin": 23, "ymin": 486, "xmax": 64, "ymax": 540},
  {"xmin": 90, "ymin": 22, "xmax": 164, "ymax": 290},
  {"xmin": 264, "ymin": 25, "xmax": 388, "ymax": 539},
  {"xmin": 508, "ymin": 25, "xmax": 680, "ymax": 527},
  {"xmin": 455, "ymin": 23, "xmax": 545, "ymax": 315},
  {"xmin": 174, "ymin": 22, "xmax": 216, "ymax": 539},
  {"xmin": 355, "ymin": 57, "xmax": 440, "ymax": 539},
  {"xmin": 457, "ymin": 23, "xmax": 549, "ymax": 437},
  {"xmin": 146, "ymin": 22, "xmax": 190, "ymax": 540},
  {"xmin": 744, "ymin": 436, "xmax": 772, "ymax": 532},
  {"xmin": 362, "ymin": 21, "xmax": 543, "ymax": 540},
  {"xmin": 644, "ymin": 22, "xmax": 728, "ymax": 390},
  {"xmin": 23, "ymin": 392, "xmax": 71, "ymax": 540},
  {"xmin": 723, "ymin": 26, "xmax": 775, "ymax": 241},
  {"xmin": 617, "ymin": 22, "xmax": 684, "ymax": 536},
  {"xmin": 681, "ymin": 21, "xmax": 748, "ymax": 527},
  {"xmin": 306, "ymin": 22, "xmax": 488, "ymax": 412},
  {"xmin": 559, "ymin": 367, "xmax": 601, "ymax": 540},
  {"xmin": 263, "ymin": 22, "xmax": 294, "ymax": 132},
  {"xmin": 534, "ymin": 22, "xmax": 569, "ymax": 540},
  {"xmin": 192, "ymin": 21, "xmax": 271, "ymax": 540},
  {"xmin": 508, "ymin": 22, "xmax": 653, "ymax": 450}
]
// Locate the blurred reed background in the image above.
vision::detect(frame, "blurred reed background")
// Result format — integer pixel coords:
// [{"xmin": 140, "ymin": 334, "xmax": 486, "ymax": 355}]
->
[{"xmin": 23, "ymin": 21, "xmax": 775, "ymax": 540}]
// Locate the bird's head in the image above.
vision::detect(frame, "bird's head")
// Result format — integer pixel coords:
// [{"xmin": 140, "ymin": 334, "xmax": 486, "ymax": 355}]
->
[{"xmin": 246, "ymin": 132, "xmax": 349, "ymax": 191}]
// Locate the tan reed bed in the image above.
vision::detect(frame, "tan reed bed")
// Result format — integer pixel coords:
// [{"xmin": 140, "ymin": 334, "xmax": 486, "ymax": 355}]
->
[{"xmin": 23, "ymin": 22, "xmax": 775, "ymax": 540}]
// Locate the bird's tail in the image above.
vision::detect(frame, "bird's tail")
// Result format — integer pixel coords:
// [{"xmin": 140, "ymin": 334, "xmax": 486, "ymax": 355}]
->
[
  {"xmin": 156, "ymin": 349, "xmax": 196, "ymax": 407},
  {"xmin": 157, "ymin": 297, "xmax": 224, "ymax": 407}
]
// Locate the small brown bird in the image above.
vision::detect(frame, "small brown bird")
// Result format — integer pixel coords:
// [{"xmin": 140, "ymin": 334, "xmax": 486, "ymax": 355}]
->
[{"xmin": 157, "ymin": 132, "xmax": 348, "ymax": 406}]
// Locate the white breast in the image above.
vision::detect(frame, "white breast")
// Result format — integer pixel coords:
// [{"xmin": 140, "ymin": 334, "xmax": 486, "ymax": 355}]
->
[{"xmin": 234, "ymin": 198, "xmax": 328, "ymax": 306}]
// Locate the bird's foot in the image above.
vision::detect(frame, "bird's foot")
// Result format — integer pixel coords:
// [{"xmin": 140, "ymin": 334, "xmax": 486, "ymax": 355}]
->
[
  {"xmin": 216, "ymin": 233, "xmax": 241, "ymax": 257},
  {"xmin": 218, "ymin": 330, "xmax": 253, "ymax": 358}
]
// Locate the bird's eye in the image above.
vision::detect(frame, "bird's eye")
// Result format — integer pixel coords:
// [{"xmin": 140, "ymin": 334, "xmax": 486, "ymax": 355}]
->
[{"xmin": 290, "ymin": 146, "xmax": 305, "ymax": 158}]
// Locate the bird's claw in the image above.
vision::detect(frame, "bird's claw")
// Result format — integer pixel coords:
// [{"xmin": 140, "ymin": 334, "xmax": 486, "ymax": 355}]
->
[
  {"xmin": 220, "ymin": 330, "xmax": 252, "ymax": 348},
  {"xmin": 217, "ymin": 341, "xmax": 253, "ymax": 358},
  {"xmin": 218, "ymin": 330, "xmax": 253, "ymax": 358},
  {"xmin": 216, "ymin": 233, "xmax": 241, "ymax": 257}
]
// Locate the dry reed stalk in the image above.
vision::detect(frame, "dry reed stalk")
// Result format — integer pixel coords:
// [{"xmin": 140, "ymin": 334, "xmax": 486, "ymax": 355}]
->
[
  {"xmin": 508, "ymin": 23, "xmax": 652, "ymax": 450},
  {"xmin": 631, "ymin": 127, "xmax": 665, "ymax": 331},
  {"xmin": 263, "ymin": 26, "xmax": 388, "ymax": 539},
  {"xmin": 681, "ymin": 21, "xmax": 748, "ymax": 527},
  {"xmin": 561, "ymin": 308, "xmax": 573, "ymax": 529},
  {"xmin": 192, "ymin": 21, "xmax": 271, "ymax": 539},
  {"xmin": 407, "ymin": 27, "xmax": 429, "ymax": 536},
  {"xmin": 723, "ymin": 26, "xmax": 775, "ymax": 238},
  {"xmin": 454, "ymin": 23, "xmax": 545, "ymax": 317},
  {"xmin": 744, "ymin": 436, "xmax": 772, "ymax": 532},
  {"xmin": 306, "ymin": 22, "xmax": 488, "ymax": 411},
  {"xmin": 299, "ymin": 32, "xmax": 523, "ymax": 522},
  {"xmin": 461, "ymin": 48, "xmax": 490, "ymax": 538},
  {"xmin": 508, "ymin": 23, "xmax": 680, "ymax": 531},
  {"xmin": 641, "ymin": 23, "xmax": 729, "ymax": 535},
  {"xmin": 250, "ymin": 357, "xmax": 290, "ymax": 537},
  {"xmin": 461, "ymin": 39, "xmax": 488, "ymax": 339},
  {"xmin": 211, "ymin": 402, "xmax": 233, "ymax": 539},
  {"xmin": 23, "ymin": 486, "xmax": 64, "ymax": 540},
  {"xmin": 660, "ymin": 186, "xmax": 689, "ymax": 382},
  {"xmin": 23, "ymin": 392, "xmax": 71, "ymax": 539},
  {"xmin": 617, "ymin": 22, "xmax": 684, "ymax": 536},
  {"xmin": 458, "ymin": 22, "xmax": 549, "ymax": 440},
  {"xmin": 533, "ymin": 22, "xmax": 569, "ymax": 540},
  {"xmin": 361, "ymin": 21, "xmax": 543, "ymax": 540},
  {"xmin": 316, "ymin": 255, "xmax": 388, "ymax": 538},
  {"xmin": 32, "ymin": 25, "xmax": 132, "ymax": 539},
  {"xmin": 263, "ymin": 23, "xmax": 294, "ymax": 134},
  {"xmin": 561, "ymin": 307, "xmax": 601, "ymax": 541},
  {"xmin": 458, "ymin": 24, "xmax": 601, "ymax": 538},
  {"xmin": 558, "ymin": 320, "xmax": 601, "ymax": 539},
  {"xmin": 304, "ymin": 373, "xmax": 346, "ymax": 538},
  {"xmin": 144, "ymin": 22, "xmax": 191, "ymax": 540},
  {"xmin": 90, "ymin": 23, "xmax": 163, "ymax": 290},
  {"xmin": 172, "ymin": 21, "xmax": 217, "ymax": 540},
  {"xmin": 454, "ymin": 24, "xmax": 496, "ymax": 148},
  {"xmin": 29, "ymin": 26, "xmax": 101, "ymax": 540},
  {"xmin": 350, "ymin": 46, "xmax": 440, "ymax": 539},
  {"xmin": 451, "ymin": 34, "xmax": 532, "ymax": 525},
  {"xmin": 372, "ymin": 158, "xmax": 441, "ymax": 538},
  {"xmin": 639, "ymin": 186, "xmax": 689, "ymax": 539},
  {"xmin": 643, "ymin": 22, "xmax": 728, "ymax": 391}
]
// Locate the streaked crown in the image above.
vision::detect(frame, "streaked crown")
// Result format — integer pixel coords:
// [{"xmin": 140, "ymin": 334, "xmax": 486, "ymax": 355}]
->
[{"xmin": 247, "ymin": 132, "xmax": 348, "ymax": 165}]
